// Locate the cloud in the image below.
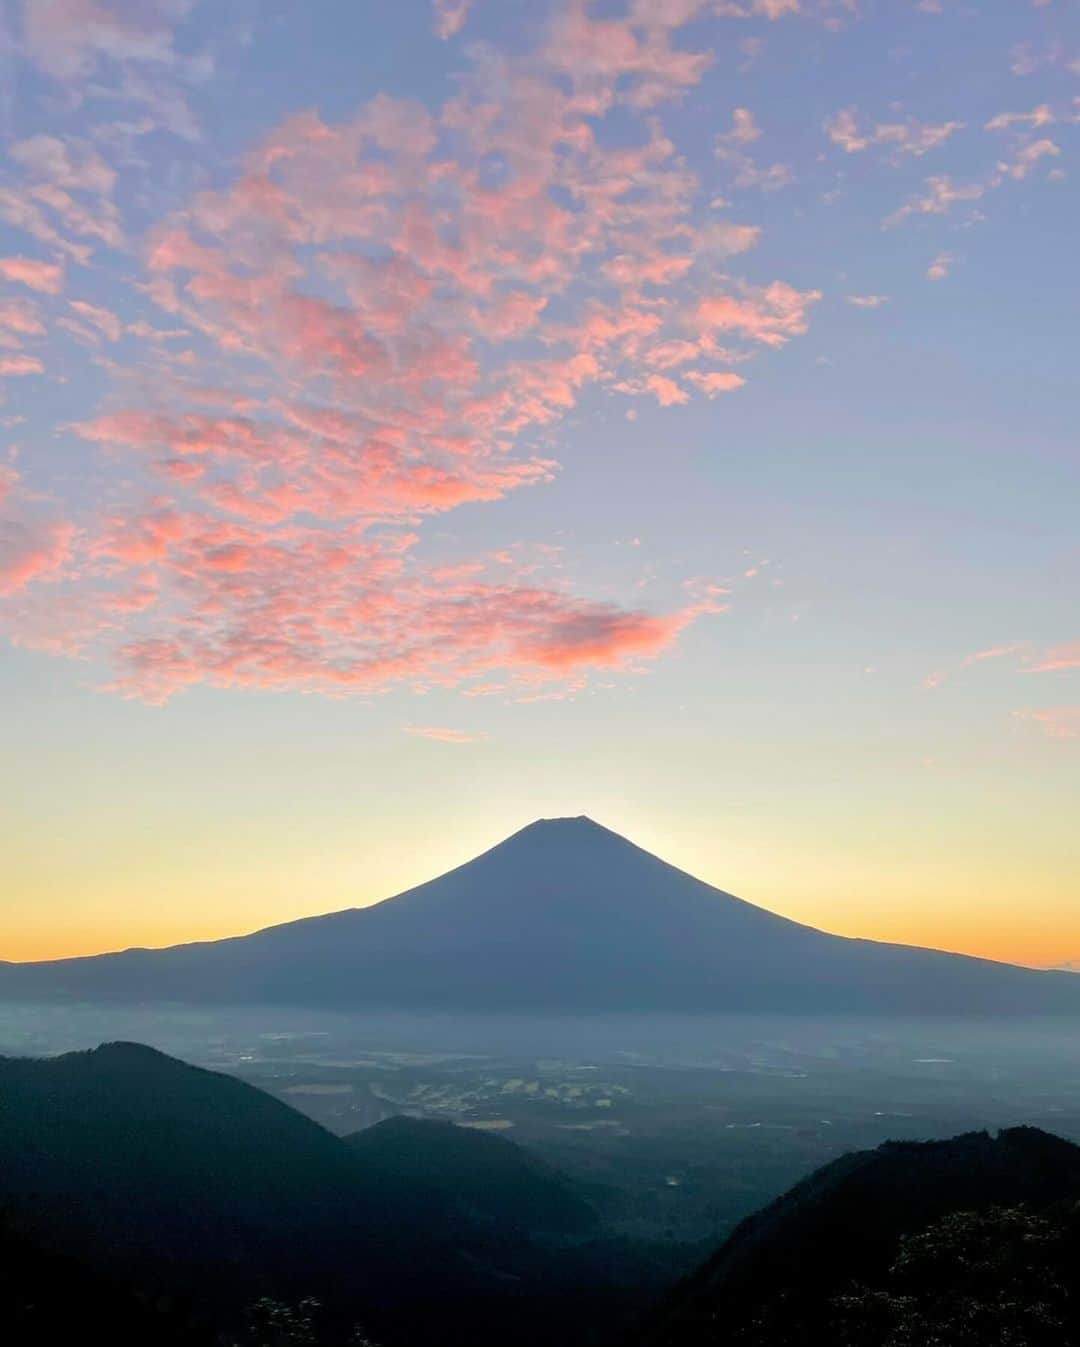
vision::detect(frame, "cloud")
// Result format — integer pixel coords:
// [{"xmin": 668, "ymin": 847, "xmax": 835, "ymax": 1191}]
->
[
  {"xmin": 824, "ymin": 108, "xmax": 964, "ymax": 157},
  {"xmin": 0, "ymin": 298, "xmax": 46, "ymax": 345},
  {"xmin": 432, "ymin": 0, "xmax": 472, "ymax": 39},
  {"xmin": 846, "ymin": 294, "xmax": 888, "ymax": 308},
  {"xmin": 714, "ymin": 0, "xmax": 801, "ymax": 18},
  {"xmin": 985, "ymin": 105, "xmax": 1055, "ymax": 131},
  {"xmin": 996, "ymin": 138, "xmax": 1060, "ymax": 180},
  {"xmin": 695, "ymin": 280, "xmax": 821, "ymax": 347},
  {"xmin": 716, "ymin": 112, "xmax": 793, "ymax": 191},
  {"xmin": 2, "ymin": 134, "xmax": 124, "ymax": 254},
  {"xmin": 1009, "ymin": 41, "xmax": 1064, "ymax": 77},
  {"xmin": 1013, "ymin": 707, "xmax": 1080, "ymax": 740},
  {"xmin": 685, "ymin": 369, "xmax": 746, "ymax": 394},
  {"xmin": 543, "ymin": 0, "xmax": 713, "ymax": 110},
  {"xmin": 0, "ymin": 6, "xmax": 818, "ymax": 703},
  {"xmin": 926, "ymin": 251, "xmax": 954, "ymax": 280},
  {"xmin": 67, "ymin": 298, "xmax": 123, "ymax": 342},
  {"xmin": 0, "ymin": 255, "xmax": 63, "ymax": 293},
  {"xmin": 702, "ymin": 220, "xmax": 762, "ymax": 256},
  {"xmin": 0, "ymin": 494, "xmax": 73, "ymax": 594},
  {"xmin": 1026, "ymin": 641, "xmax": 1080, "ymax": 673},
  {"xmin": 9, "ymin": 134, "xmax": 116, "ymax": 194},
  {"xmin": 404, "ymin": 724, "xmax": 481, "ymax": 743},
  {"xmin": 644, "ymin": 373, "xmax": 690, "ymax": 405},
  {"xmin": 21, "ymin": 0, "xmax": 193, "ymax": 80},
  {"xmin": 718, "ymin": 107, "xmax": 761, "ymax": 145},
  {"xmin": 884, "ymin": 174, "xmax": 987, "ymax": 228},
  {"xmin": 18, "ymin": 0, "xmax": 205, "ymax": 138},
  {"xmin": 923, "ymin": 642, "xmax": 1024, "ymax": 689},
  {"xmin": 0, "ymin": 354, "xmax": 44, "ymax": 375}
]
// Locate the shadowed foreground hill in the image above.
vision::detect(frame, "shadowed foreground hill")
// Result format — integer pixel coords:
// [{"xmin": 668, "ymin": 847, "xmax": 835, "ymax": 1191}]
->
[
  {"xmin": 0, "ymin": 1043, "xmax": 670, "ymax": 1346},
  {"xmin": 346, "ymin": 1115, "xmax": 600, "ymax": 1235},
  {"xmin": 3, "ymin": 817, "xmax": 1080, "ymax": 1016},
  {"xmin": 653, "ymin": 1126, "xmax": 1080, "ymax": 1346},
  {"xmin": 0, "ymin": 1042, "xmax": 453, "ymax": 1302}
]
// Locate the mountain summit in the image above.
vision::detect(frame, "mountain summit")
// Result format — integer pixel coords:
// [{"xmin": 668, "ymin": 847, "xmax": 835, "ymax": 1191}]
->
[{"xmin": 3, "ymin": 816, "xmax": 1080, "ymax": 1014}]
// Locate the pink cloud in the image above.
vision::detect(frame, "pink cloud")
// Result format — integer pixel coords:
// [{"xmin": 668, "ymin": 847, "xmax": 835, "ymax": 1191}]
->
[
  {"xmin": 885, "ymin": 174, "xmax": 987, "ymax": 228},
  {"xmin": 926, "ymin": 252, "xmax": 954, "ymax": 280},
  {"xmin": 924, "ymin": 642, "xmax": 1025, "ymax": 688},
  {"xmin": 702, "ymin": 220, "xmax": 762, "ymax": 256},
  {"xmin": 685, "ymin": 370, "xmax": 746, "ymax": 394},
  {"xmin": 509, "ymin": 599, "xmax": 699, "ymax": 673},
  {"xmin": 68, "ymin": 299, "xmax": 123, "ymax": 342},
  {"xmin": 714, "ymin": 0, "xmax": 801, "ymax": 18},
  {"xmin": 824, "ymin": 108, "xmax": 964, "ymax": 157},
  {"xmin": 0, "ymin": 298, "xmax": 46, "ymax": 345},
  {"xmin": 0, "ymin": 355, "xmax": 45, "ymax": 376},
  {"xmin": 986, "ymin": 105, "xmax": 1055, "ymax": 131},
  {"xmin": 22, "ymin": 0, "xmax": 193, "ymax": 79},
  {"xmin": 997, "ymin": 138, "xmax": 1060, "ymax": 180},
  {"xmin": 91, "ymin": 546, "xmax": 720, "ymax": 704},
  {"xmin": 0, "ymin": 256, "xmax": 63, "ymax": 293},
  {"xmin": 0, "ymin": 517, "xmax": 74, "ymax": 595},
  {"xmin": 4, "ymin": 135, "xmax": 125, "ymax": 253},
  {"xmin": 543, "ymin": 0, "xmax": 713, "ymax": 110},
  {"xmin": 718, "ymin": 108, "xmax": 761, "ymax": 145},
  {"xmin": 404, "ymin": 724, "xmax": 481, "ymax": 743},
  {"xmin": 432, "ymin": 0, "xmax": 472, "ymax": 39},
  {"xmin": 1013, "ymin": 707, "xmax": 1080, "ymax": 740},
  {"xmin": 1, "ymin": 16, "xmax": 815, "ymax": 704},
  {"xmin": 644, "ymin": 373, "xmax": 689, "ymax": 406},
  {"xmin": 1027, "ymin": 642, "xmax": 1080, "ymax": 673},
  {"xmin": 696, "ymin": 281, "xmax": 821, "ymax": 347},
  {"xmin": 10, "ymin": 135, "xmax": 116, "ymax": 195},
  {"xmin": 19, "ymin": 0, "xmax": 205, "ymax": 139},
  {"xmin": 715, "ymin": 112, "xmax": 793, "ymax": 193}
]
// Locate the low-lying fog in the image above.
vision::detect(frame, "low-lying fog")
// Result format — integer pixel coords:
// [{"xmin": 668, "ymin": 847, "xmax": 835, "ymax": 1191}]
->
[{"xmin": 7, "ymin": 1002, "xmax": 1080, "ymax": 1245}]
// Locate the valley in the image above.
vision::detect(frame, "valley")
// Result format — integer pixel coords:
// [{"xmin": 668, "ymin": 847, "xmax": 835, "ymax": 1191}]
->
[{"xmin": 7, "ymin": 1002, "xmax": 1080, "ymax": 1255}]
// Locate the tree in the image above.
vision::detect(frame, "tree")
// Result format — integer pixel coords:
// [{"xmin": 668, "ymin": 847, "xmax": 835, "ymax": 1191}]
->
[{"xmin": 828, "ymin": 1206, "xmax": 1071, "ymax": 1347}]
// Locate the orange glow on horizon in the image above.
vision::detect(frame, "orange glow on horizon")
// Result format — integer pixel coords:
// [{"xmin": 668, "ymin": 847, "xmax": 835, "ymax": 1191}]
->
[{"xmin": 6, "ymin": 873, "xmax": 1076, "ymax": 975}]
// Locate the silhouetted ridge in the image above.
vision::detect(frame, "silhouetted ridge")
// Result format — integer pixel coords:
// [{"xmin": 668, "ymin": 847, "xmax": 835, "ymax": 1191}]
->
[
  {"xmin": 0, "ymin": 1042, "xmax": 658, "ymax": 1347},
  {"xmin": 346, "ymin": 1115, "xmax": 599, "ymax": 1234},
  {"xmin": 653, "ymin": 1125, "xmax": 1080, "ymax": 1346},
  {"xmin": 3, "ymin": 816, "xmax": 1080, "ymax": 1014}
]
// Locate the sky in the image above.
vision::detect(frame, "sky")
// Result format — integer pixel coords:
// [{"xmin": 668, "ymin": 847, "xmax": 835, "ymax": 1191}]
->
[{"xmin": 0, "ymin": 0, "xmax": 1078, "ymax": 969}]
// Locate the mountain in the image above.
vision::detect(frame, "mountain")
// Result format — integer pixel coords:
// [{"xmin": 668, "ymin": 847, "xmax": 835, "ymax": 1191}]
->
[
  {"xmin": 3, "ymin": 816, "xmax": 1080, "ymax": 1014},
  {"xmin": 346, "ymin": 1115, "xmax": 599, "ymax": 1236},
  {"xmin": 0, "ymin": 1043, "xmax": 652, "ymax": 1346},
  {"xmin": 652, "ymin": 1126, "xmax": 1080, "ymax": 1346},
  {"xmin": 0, "ymin": 1041, "xmax": 455, "ymax": 1305}
]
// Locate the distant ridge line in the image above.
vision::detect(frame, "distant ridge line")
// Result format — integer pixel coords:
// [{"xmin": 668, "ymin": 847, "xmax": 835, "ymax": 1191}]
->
[{"xmin": 1, "ymin": 816, "xmax": 1079, "ymax": 1016}]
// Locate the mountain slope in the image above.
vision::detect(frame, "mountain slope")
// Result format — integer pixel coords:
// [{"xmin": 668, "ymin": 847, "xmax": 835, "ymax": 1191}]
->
[
  {"xmin": 0, "ymin": 1042, "xmax": 675, "ymax": 1345},
  {"xmin": 3, "ymin": 816, "xmax": 1079, "ymax": 1014},
  {"xmin": 653, "ymin": 1126, "xmax": 1080, "ymax": 1346},
  {"xmin": 0, "ymin": 1042, "xmax": 455, "ymax": 1301},
  {"xmin": 346, "ymin": 1115, "xmax": 600, "ymax": 1235}
]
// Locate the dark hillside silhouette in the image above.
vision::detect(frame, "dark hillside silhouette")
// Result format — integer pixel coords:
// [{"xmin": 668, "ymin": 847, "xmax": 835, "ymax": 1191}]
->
[
  {"xmin": 346, "ymin": 1115, "xmax": 599, "ymax": 1235},
  {"xmin": 0, "ymin": 1043, "xmax": 664, "ymax": 1345},
  {"xmin": 653, "ymin": 1126, "xmax": 1080, "ymax": 1346}
]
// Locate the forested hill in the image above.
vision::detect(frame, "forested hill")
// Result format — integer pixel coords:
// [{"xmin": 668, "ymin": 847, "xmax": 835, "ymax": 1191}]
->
[
  {"xmin": 652, "ymin": 1126, "xmax": 1080, "ymax": 1346},
  {"xmin": 345, "ymin": 1114, "xmax": 600, "ymax": 1235},
  {"xmin": 0, "ymin": 1042, "xmax": 658, "ymax": 1346}
]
